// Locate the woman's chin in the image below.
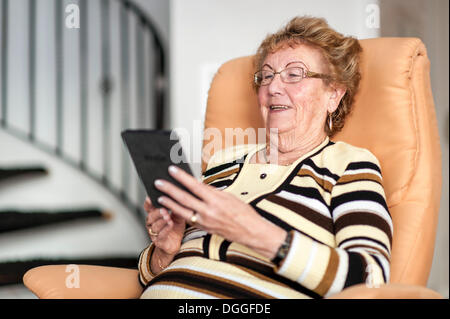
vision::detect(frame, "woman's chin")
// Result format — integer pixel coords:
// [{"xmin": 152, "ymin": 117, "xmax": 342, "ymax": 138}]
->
[
  {"xmin": 267, "ymin": 123, "xmax": 294, "ymax": 135},
  {"xmin": 266, "ymin": 113, "xmax": 295, "ymax": 133}
]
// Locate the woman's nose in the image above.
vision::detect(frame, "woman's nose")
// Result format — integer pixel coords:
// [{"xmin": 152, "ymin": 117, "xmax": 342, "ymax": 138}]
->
[{"xmin": 267, "ymin": 73, "xmax": 284, "ymax": 95}]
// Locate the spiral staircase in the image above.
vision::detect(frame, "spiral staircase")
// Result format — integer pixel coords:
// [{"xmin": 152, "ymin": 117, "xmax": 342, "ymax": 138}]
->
[{"xmin": 0, "ymin": 0, "xmax": 166, "ymax": 297}]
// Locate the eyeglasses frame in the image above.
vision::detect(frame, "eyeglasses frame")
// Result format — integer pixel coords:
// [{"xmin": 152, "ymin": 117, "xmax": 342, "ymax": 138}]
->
[{"xmin": 253, "ymin": 67, "xmax": 331, "ymax": 87}]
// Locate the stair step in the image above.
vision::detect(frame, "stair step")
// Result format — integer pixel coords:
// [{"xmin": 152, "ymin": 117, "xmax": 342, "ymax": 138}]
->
[
  {"xmin": 0, "ymin": 208, "xmax": 113, "ymax": 233},
  {"xmin": 0, "ymin": 167, "xmax": 48, "ymax": 182}
]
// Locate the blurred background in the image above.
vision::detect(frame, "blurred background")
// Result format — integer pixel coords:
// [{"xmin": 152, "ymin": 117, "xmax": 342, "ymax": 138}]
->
[{"xmin": 0, "ymin": 0, "xmax": 447, "ymax": 298}]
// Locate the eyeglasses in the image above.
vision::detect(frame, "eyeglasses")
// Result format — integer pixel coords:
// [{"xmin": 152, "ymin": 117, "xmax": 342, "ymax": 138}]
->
[{"xmin": 254, "ymin": 67, "xmax": 329, "ymax": 86}]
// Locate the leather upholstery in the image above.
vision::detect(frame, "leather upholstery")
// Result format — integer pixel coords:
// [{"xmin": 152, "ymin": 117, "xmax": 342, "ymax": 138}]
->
[
  {"xmin": 23, "ymin": 264, "xmax": 442, "ymax": 299},
  {"xmin": 23, "ymin": 265, "xmax": 142, "ymax": 299},
  {"xmin": 328, "ymin": 283, "xmax": 443, "ymax": 299},
  {"xmin": 23, "ymin": 38, "xmax": 442, "ymax": 298}
]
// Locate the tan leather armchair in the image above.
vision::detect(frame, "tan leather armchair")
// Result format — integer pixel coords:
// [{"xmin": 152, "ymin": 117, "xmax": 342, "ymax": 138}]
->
[{"xmin": 23, "ymin": 37, "xmax": 443, "ymax": 299}]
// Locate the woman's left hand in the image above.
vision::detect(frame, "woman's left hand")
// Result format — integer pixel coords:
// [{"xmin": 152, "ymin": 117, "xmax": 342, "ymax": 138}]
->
[{"xmin": 154, "ymin": 165, "xmax": 286, "ymax": 259}]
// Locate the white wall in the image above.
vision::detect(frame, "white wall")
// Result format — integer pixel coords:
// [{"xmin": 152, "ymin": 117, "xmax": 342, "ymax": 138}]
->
[{"xmin": 170, "ymin": 0, "xmax": 380, "ymax": 177}]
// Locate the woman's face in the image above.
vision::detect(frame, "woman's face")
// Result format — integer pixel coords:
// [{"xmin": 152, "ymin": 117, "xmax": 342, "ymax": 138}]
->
[{"xmin": 258, "ymin": 44, "xmax": 340, "ymax": 143}]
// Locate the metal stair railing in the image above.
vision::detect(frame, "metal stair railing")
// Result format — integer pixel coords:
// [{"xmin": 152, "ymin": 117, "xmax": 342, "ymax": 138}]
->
[{"xmin": 0, "ymin": 0, "xmax": 167, "ymax": 222}]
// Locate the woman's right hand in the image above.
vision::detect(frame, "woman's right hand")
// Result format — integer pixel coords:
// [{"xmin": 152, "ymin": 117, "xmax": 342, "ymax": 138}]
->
[{"xmin": 144, "ymin": 196, "xmax": 185, "ymax": 257}]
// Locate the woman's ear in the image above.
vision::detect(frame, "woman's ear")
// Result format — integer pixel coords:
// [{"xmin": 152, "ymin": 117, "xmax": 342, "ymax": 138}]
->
[{"xmin": 328, "ymin": 84, "xmax": 346, "ymax": 113}]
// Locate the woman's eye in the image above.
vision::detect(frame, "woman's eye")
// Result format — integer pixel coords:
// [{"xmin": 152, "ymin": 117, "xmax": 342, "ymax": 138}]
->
[{"xmin": 288, "ymin": 73, "xmax": 301, "ymax": 80}]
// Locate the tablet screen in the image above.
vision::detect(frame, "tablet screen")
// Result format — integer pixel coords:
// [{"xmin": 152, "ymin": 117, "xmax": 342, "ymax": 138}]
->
[{"xmin": 121, "ymin": 129, "xmax": 194, "ymax": 208}]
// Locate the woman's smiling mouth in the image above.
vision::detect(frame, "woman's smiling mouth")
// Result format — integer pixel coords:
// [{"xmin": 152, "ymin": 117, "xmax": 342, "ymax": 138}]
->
[{"xmin": 269, "ymin": 105, "xmax": 291, "ymax": 112}]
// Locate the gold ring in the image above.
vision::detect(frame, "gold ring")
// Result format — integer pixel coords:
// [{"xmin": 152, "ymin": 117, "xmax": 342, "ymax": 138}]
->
[
  {"xmin": 190, "ymin": 212, "xmax": 198, "ymax": 224},
  {"xmin": 149, "ymin": 228, "xmax": 159, "ymax": 236}
]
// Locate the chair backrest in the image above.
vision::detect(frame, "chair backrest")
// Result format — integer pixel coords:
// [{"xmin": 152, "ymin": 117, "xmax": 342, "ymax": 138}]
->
[{"xmin": 202, "ymin": 38, "xmax": 442, "ymax": 286}]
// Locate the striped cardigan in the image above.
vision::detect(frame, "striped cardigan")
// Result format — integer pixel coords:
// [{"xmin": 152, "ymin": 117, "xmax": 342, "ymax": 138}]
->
[{"xmin": 138, "ymin": 137, "xmax": 392, "ymax": 299}]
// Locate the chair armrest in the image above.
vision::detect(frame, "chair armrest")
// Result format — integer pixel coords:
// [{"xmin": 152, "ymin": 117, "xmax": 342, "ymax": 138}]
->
[
  {"xmin": 23, "ymin": 265, "xmax": 143, "ymax": 299},
  {"xmin": 327, "ymin": 283, "xmax": 443, "ymax": 299},
  {"xmin": 24, "ymin": 266, "xmax": 442, "ymax": 299}
]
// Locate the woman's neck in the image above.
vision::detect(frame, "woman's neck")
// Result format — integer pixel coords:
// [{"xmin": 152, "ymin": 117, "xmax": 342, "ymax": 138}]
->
[{"xmin": 265, "ymin": 131, "xmax": 328, "ymax": 166}]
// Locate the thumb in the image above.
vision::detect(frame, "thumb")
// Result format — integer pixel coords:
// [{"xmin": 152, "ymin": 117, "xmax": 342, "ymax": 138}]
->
[
  {"xmin": 171, "ymin": 211, "xmax": 185, "ymax": 224},
  {"xmin": 144, "ymin": 196, "xmax": 155, "ymax": 211}
]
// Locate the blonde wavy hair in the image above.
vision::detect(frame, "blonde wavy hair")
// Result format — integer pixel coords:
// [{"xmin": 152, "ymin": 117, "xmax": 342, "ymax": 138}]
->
[{"xmin": 254, "ymin": 16, "xmax": 362, "ymax": 137}]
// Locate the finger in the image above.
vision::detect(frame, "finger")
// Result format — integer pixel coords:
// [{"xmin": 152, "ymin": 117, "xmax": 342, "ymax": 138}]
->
[
  {"xmin": 157, "ymin": 220, "xmax": 174, "ymax": 240},
  {"xmin": 159, "ymin": 208, "xmax": 174, "ymax": 225},
  {"xmin": 167, "ymin": 165, "xmax": 216, "ymax": 202},
  {"xmin": 149, "ymin": 217, "xmax": 170, "ymax": 235},
  {"xmin": 154, "ymin": 179, "xmax": 207, "ymax": 214},
  {"xmin": 158, "ymin": 196, "xmax": 198, "ymax": 225},
  {"xmin": 146, "ymin": 207, "xmax": 165, "ymax": 226}
]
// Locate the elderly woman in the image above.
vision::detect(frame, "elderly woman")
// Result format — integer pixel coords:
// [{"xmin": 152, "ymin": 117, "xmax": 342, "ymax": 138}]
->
[{"xmin": 138, "ymin": 16, "xmax": 392, "ymax": 299}]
